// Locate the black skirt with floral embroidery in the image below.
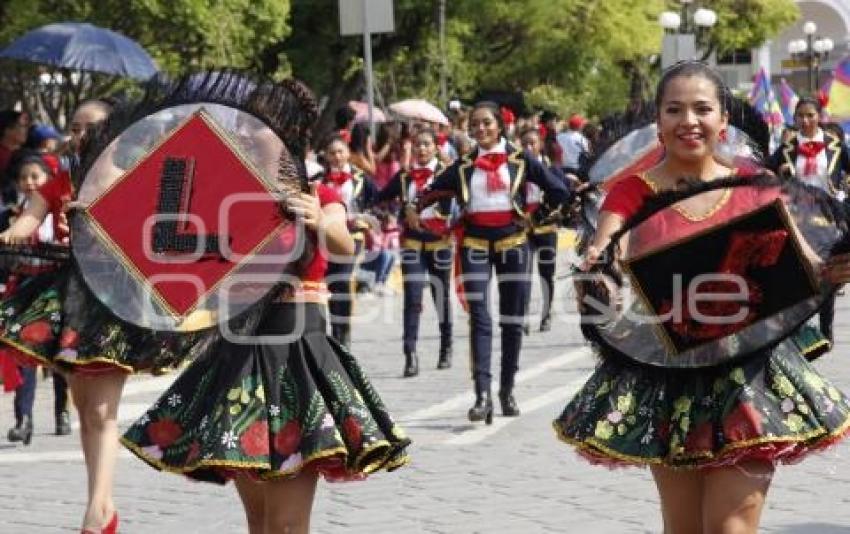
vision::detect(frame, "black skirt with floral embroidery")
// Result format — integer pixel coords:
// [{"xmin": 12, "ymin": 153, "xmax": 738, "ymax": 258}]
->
[
  {"xmin": 553, "ymin": 331, "xmax": 850, "ymax": 469},
  {"xmin": 0, "ymin": 266, "xmax": 195, "ymax": 374},
  {"xmin": 121, "ymin": 302, "xmax": 410, "ymax": 484}
]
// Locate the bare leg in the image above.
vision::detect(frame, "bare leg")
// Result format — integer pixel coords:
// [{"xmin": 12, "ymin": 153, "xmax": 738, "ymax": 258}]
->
[
  {"xmin": 702, "ymin": 461, "xmax": 773, "ymax": 534},
  {"xmin": 234, "ymin": 474, "xmax": 266, "ymax": 534},
  {"xmin": 651, "ymin": 465, "xmax": 704, "ymax": 534},
  {"xmin": 70, "ymin": 371, "xmax": 126, "ymax": 531},
  {"xmin": 263, "ymin": 469, "xmax": 319, "ymax": 534}
]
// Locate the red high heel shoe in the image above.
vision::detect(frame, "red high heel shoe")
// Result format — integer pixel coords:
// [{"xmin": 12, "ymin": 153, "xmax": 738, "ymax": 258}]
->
[{"xmin": 81, "ymin": 511, "xmax": 118, "ymax": 534}]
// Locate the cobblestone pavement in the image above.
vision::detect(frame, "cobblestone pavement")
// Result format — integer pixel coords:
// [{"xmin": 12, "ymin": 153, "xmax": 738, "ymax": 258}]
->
[{"xmin": 1, "ymin": 249, "xmax": 850, "ymax": 533}]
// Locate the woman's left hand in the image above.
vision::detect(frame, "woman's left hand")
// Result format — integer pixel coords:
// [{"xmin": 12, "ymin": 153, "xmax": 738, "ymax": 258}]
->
[
  {"xmin": 823, "ymin": 252, "xmax": 850, "ymax": 285},
  {"xmin": 285, "ymin": 182, "xmax": 323, "ymax": 231}
]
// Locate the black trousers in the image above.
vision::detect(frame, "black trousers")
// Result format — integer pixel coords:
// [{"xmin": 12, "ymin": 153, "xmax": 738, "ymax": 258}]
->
[
  {"xmin": 400, "ymin": 245, "xmax": 453, "ymax": 354},
  {"xmin": 327, "ymin": 239, "xmax": 364, "ymax": 346},
  {"xmin": 522, "ymin": 230, "xmax": 557, "ymax": 323},
  {"xmin": 13, "ymin": 367, "xmax": 67, "ymax": 424},
  {"xmin": 460, "ymin": 242, "xmax": 530, "ymax": 392}
]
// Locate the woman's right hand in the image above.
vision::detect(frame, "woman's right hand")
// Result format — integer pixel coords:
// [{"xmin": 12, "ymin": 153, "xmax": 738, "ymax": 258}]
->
[
  {"xmin": 580, "ymin": 244, "xmax": 605, "ymax": 272},
  {"xmin": 403, "ymin": 204, "xmax": 422, "ymax": 231},
  {"xmin": 0, "ymin": 230, "xmax": 29, "ymax": 246}
]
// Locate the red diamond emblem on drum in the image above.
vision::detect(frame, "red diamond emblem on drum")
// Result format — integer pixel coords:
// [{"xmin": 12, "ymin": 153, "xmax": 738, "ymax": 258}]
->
[{"xmin": 86, "ymin": 110, "xmax": 286, "ymax": 320}]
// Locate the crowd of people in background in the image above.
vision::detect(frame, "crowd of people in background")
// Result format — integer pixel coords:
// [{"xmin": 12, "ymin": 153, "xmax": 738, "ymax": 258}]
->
[
  {"xmin": 316, "ymin": 101, "xmax": 594, "ymax": 303},
  {"xmin": 0, "ymin": 109, "xmax": 70, "ymax": 445}
]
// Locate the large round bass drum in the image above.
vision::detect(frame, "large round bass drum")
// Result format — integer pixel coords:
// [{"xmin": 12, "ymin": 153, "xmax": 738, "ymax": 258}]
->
[
  {"xmin": 581, "ymin": 175, "xmax": 848, "ymax": 368},
  {"xmin": 71, "ymin": 77, "xmax": 307, "ymax": 333}
]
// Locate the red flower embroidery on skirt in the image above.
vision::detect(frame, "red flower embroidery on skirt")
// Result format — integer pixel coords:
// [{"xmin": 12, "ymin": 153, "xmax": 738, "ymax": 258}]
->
[
  {"xmin": 19, "ymin": 321, "xmax": 54, "ymax": 345},
  {"xmin": 147, "ymin": 418, "xmax": 183, "ymax": 448},
  {"xmin": 343, "ymin": 416, "xmax": 362, "ymax": 451},
  {"xmin": 684, "ymin": 421, "xmax": 714, "ymax": 453},
  {"xmin": 185, "ymin": 441, "xmax": 201, "ymax": 464},
  {"xmin": 657, "ymin": 419, "xmax": 672, "ymax": 442},
  {"xmin": 240, "ymin": 420, "xmax": 270, "ymax": 456},
  {"xmin": 723, "ymin": 402, "xmax": 763, "ymax": 442},
  {"xmin": 274, "ymin": 420, "xmax": 302, "ymax": 456},
  {"xmin": 59, "ymin": 328, "xmax": 80, "ymax": 349}
]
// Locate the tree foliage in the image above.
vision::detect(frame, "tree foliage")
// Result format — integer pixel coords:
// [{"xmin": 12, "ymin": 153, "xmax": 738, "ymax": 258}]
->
[
  {"xmin": 282, "ymin": 0, "xmax": 798, "ymax": 134},
  {"xmin": 0, "ymin": 0, "xmax": 291, "ymax": 125},
  {"xmin": 0, "ymin": 0, "xmax": 800, "ymax": 131}
]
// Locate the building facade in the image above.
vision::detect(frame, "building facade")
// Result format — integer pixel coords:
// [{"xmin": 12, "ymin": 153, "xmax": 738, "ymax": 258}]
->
[{"xmin": 714, "ymin": 0, "xmax": 850, "ymax": 94}]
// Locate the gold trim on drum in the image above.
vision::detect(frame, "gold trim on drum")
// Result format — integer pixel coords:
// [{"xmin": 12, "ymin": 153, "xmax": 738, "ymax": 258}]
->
[{"xmin": 79, "ymin": 107, "xmax": 291, "ymax": 330}]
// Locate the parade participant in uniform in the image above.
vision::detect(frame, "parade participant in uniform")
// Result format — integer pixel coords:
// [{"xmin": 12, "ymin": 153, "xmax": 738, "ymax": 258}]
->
[
  {"xmin": 769, "ymin": 96, "xmax": 850, "ymax": 344},
  {"xmin": 518, "ymin": 128, "xmax": 564, "ymax": 332},
  {"xmin": 122, "ymin": 79, "xmax": 409, "ymax": 534},
  {"xmin": 0, "ymin": 97, "xmax": 197, "ymax": 532},
  {"xmin": 1, "ymin": 150, "xmax": 69, "ymax": 444},
  {"xmin": 377, "ymin": 127, "xmax": 454, "ymax": 377},
  {"xmin": 321, "ymin": 135, "xmax": 377, "ymax": 348},
  {"xmin": 418, "ymin": 101, "xmax": 569, "ymax": 423},
  {"xmin": 554, "ymin": 61, "xmax": 850, "ymax": 534}
]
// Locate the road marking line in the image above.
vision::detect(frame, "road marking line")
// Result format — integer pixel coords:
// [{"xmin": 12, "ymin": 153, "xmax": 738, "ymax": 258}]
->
[
  {"xmin": 0, "ymin": 449, "xmax": 133, "ymax": 464},
  {"xmin": 442, "ymin": 374, "xmax": 590, "ymax": 446},
  {"xmin": 399, "ymin": 346, "xmax": 593, "ymax": 423}
]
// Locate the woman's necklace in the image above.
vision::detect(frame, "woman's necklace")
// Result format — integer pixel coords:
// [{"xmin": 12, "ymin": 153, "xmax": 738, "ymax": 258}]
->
[
  {"xmin": 640, "ymin": 173, "xmax": 733, "ymax": 222},
  {"xmin": 670, "ymin": 188, "xmax": 732, "ymax": 221}
]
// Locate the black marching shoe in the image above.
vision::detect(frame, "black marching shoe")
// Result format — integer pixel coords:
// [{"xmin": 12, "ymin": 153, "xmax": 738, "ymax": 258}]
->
[
  {"xmin": 8, "ymin": 415, "xmax": 33, "ymax": 445},
  {"xmin": 468, "ymin": 387, "xmax": 494, "ymax": 425},
  {"xmin": 539, "ymin": 314, "xmax": 552, "ymax": 332},
  {"xmin": 55, "ymin": 411, "xmax": 72, "ymax": 436},
  {"xmin": 437, "ymin": 344, "xmax": 452, "ymax": 369},
  {"xmin": 403, "ymin": 351, "xmax": 419, "ymax": 377},
  {"xmin": 499, "ymin": 390, "xmax": 521, "ymax": 417}
]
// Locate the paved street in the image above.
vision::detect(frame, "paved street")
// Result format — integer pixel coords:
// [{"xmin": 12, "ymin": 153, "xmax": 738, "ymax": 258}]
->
[{"xmin": 2, "ymin": 244, "xmax": 850, "ymax": 533}]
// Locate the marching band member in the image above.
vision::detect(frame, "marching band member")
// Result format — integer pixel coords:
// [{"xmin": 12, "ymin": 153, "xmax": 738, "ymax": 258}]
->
[
  {"xmin": 321, "ymin": 135, "xmax": 377, "ymax": 348},
  {"xmin": 769, "ymin": 96, "xmax": 850, "ymax": 344},
  {"xmin": 555, "ymin": 61, "xmax": 850, "ymax": 534},
  {"xmin": 377, "ymin": 128, "xmax": 454, "ymax": 377},
  {"xmin": 518, "ymin": 127, "xmax": 566, "ymax": 332},
  {"xmin": 418, "ymin": 101, "xmax": 569, "ymax": 424}
]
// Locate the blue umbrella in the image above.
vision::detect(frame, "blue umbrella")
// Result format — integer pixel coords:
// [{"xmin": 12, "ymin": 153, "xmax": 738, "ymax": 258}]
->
[{"xmin": 0, "ymin": 22, "xmax": 157, "ymax": 80}]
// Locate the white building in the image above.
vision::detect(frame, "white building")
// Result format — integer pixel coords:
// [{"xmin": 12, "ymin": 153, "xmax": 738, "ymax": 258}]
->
[{"xmin": 714, "ymin": 0, "xmax": 850, "ymax": 94}]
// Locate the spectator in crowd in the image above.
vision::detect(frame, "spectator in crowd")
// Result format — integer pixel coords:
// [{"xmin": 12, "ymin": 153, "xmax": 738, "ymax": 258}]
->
[
  {"xmin": 556, "ymin": 113, "xmax": 590, "ymax": 176},
  {"xmin": 334, "ymin": 104, "xmax": 357, "ymax": 145},
  {"xmin": 373, "ymin": 121, "xmax": 402, "ymax": 190},
  {"xmin": 349, "ymin": 122, "xmax": 377, "ymax": 176},
  {"xmin": 0, "ymin": 111, "xmax": 31, "ymax": 206},
  {"xmin": 540, "ymin": 110, "xmax": 563, "ymax": 169}
]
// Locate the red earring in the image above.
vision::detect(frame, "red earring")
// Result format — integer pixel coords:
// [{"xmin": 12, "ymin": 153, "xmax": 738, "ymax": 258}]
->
[{"xmin": 719, "ymin": 129, "xmax": 728, "ymax": 143}]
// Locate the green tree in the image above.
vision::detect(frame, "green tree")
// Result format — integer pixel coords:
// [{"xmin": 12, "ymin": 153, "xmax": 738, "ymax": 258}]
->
[
  {"xmin": 281, "ymin": 0, "xmax": 800, "ymax": 133},
  {"xmin": 701, "ymin": 0, "xmax": 799, "ymax": 57}
]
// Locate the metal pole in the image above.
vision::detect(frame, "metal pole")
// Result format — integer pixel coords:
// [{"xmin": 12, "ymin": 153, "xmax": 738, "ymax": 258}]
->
[
  {"xmin": 807, "ymin": 34, "xmax": 814, "ymax": 93},
  {"xmin": 815, "ymin": 55, "xmax": 820, "ymax": 91},
  {"xmin": 363, "ymin": 0, "xmax": 375, "ymax": 139},
  {"xmin": 439, "ymin": 0, "xmax": 447, "ymax": 108}
]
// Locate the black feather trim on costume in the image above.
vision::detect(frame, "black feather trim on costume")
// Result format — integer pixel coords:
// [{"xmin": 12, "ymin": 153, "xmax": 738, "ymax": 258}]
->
[{"xmin": 69, "ymin": 71, "xmax": 322, "ymax": 338}]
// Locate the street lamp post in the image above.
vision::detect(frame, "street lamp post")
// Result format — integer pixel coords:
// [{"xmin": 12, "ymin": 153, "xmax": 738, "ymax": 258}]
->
[
  {"xmin": 787, "ymin": 21, "xmax": 834, "ymax": 93},
  {"xmin": 659, "ymin": 1, "xmax": 717, "ymax": 69}
]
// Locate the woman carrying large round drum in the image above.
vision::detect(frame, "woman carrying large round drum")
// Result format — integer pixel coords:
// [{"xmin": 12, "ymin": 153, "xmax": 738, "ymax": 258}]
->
[{"xmin": 554, "ymin": 61, "xmax": 850, "ymax": 533}]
